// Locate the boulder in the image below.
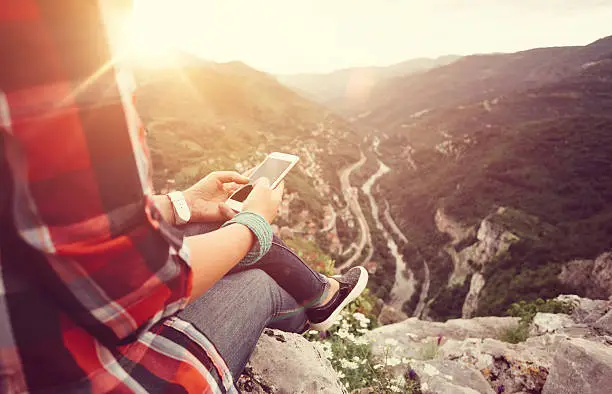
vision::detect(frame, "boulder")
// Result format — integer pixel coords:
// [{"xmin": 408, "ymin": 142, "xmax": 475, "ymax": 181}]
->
[
  {"xmin": 239, "ymin": 329, "xmax": 346, "ymax": 394},
  {"xmin": 530, "ymin": 313, "xmax": 575, "ymax": 335},
  {"xmin": 378, "ymin": 304, "xmax": 409, "ymax": 325},
  {"xmin": 411, "ymin": 359, "xmax": 494, "ymax": 394},
  {"xmin": 555, "ymin": 294, "xmax": 610, "ymax": 325},
  {"xmin": 542, "ymin": 337, "xmax": 612, "ymax": 394},
  {"xmin": 594, "ymin": 310, "xmax": 612, "ymax": 335}
]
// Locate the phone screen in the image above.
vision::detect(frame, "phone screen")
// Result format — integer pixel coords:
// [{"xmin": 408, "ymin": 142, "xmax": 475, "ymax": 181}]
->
[
  {"xmin": 230, "ymin": 157, "xmax": 293, "ymax": 202},
  {"xmin": 250, "ymin": 157, "xmax": 293, "ymax": 184}
]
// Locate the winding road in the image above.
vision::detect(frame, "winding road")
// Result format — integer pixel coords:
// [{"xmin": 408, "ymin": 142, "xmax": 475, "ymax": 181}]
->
[
  {"xmin": 335, "ymin": 154, "xmax": 370, "ymax": 272},
  {"xmin": 333, "ymin": 139, "xmax": 430, "ymax": 316}
]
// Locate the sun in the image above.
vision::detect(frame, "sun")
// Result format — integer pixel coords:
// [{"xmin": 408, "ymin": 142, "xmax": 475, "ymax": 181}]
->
[{"xmin": 124, "ymin": 0, "xmax": 196, "ymax": 61}]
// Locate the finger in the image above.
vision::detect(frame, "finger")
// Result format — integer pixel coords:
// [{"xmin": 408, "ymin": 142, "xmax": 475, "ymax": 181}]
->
[
  {"xmin": 223, "ymin": 182, "xmax": 240, "ymax": 195},
  {"xmin": 219, "ymin": 202, "xmax": 237, "ymax": 220},
  {"xmin": 211, "ymin": 171, "xmax": 249, "ymax": 184}
]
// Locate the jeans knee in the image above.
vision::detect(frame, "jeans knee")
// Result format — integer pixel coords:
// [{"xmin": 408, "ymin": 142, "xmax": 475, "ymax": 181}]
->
[{"xmin": 243, "ymin": 269, "xmax": 285, "ymax": 314}]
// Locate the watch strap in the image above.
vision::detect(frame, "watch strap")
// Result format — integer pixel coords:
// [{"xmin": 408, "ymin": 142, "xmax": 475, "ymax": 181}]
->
[{"xmin": 167, "ymin": 191, "xmax": 191, "ymax": 225}]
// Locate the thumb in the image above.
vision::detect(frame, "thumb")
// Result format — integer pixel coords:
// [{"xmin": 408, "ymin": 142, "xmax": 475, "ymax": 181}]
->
[
  {"xmin": 219, "ymin": 202, "xmax": 237, "ymax": 220},
  {"xmin": 254, "ymin": 177, "xmax": 270, "ymax": 188}
]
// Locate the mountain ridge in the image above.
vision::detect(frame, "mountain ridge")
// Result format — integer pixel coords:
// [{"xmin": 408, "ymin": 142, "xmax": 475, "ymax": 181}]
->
[
  {"xmin": 351, "ymin": 35, "xmax": 612, "ymax": 132},
  {"xmin": 276, "ymin": 55, "xmax": 461, "ymax": 109}
]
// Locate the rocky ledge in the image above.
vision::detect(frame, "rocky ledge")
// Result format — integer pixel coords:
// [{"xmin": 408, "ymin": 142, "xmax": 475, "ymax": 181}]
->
[{"xmin": 239, "ymin": 295, "xmax": 611, "ymax": 393}]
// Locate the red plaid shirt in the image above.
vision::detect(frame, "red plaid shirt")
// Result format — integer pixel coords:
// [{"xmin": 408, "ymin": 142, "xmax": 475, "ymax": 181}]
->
[{"xmin": 0, "ymin": 1, "xmax": 235, "ymax": 392}]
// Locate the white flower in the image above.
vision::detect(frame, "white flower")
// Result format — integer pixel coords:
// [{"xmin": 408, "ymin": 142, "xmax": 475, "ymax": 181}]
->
[
  {"xmin": 373, "ymin": 364, "xmax": 384, "ymax": 370},
  {"xmin": 336, "ymin": 371, "xmax": 345, "ymax": 379},
  {"xmin": 356, "ymin": 328, "xmax": 368, "ymax": 334},
  {"xmin": 352, "ymin": 356, "xmax": 361, "ymax": 362},
  {"xmin": 354, "ymin": 336, "xmax": 369, "ymax": 345},
  {"xmin": 307, "ymin": 330, "xmax": 318, "ymax": 335},
  {"xmin": 340, "ymin": 359, "xmax": 359, "ymax": 370},
  {"xmin": 336, "ymin": 329, "xmax": 350, "ymax": 339},
  {"xmin": 359, "ymin": 320, "xmax": 369, "ymax": 328},
  {"xmin": 390, "ymin": 385, "xmax": 402, "ymax": 392},
  {"xmin": 353, "ymin": 312, "xmax": 367, "ymax": 321}
]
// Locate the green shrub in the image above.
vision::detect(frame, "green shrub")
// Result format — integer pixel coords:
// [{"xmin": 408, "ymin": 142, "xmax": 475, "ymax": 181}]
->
[
  {"xmin": 499, "ymin": 298, "xmax": 577, "ymax": 344},
  {"xmin": 499, "ymin": 323, "xmax": 530, "ymax": 344},
  {"xmin": 506, "ymin": 298, "xmax": 576, "ymax": 325}
]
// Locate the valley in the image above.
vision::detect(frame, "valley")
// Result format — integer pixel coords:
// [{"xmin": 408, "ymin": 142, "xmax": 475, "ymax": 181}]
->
[{"xmin": 142, "ymin": 36, "xmax": 612, "ymax": 325}]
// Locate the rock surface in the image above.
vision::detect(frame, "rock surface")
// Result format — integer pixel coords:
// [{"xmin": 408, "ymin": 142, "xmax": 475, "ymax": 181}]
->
[
  {"xmin": 542, "ymin": 337, "xmax": 612, "ymax": 394},
  {"xmin": 530, "ymin": 313, "xmax": 575, "ymax": 335},
  {"xmin": 412, "ymin": 359, "xmax": 494, "ymax": 394},
  {"xmin": 239, "ymin": 329, "xmax": 346, "ymax": 394}
]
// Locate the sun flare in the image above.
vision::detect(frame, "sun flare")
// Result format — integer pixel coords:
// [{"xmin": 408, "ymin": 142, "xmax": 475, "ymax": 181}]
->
[{"xmin": 125, "ymin": 0, "xmax": 201, "ymax": 60}]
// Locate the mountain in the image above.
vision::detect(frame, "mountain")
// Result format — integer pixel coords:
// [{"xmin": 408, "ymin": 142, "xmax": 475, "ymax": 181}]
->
[
  {"xmin": 276, "ymin": 55, "xmax": 460, "ymax": 110},
  {"xmin": 131, "ymin": 54, "xmax": 360, "ymax": 238},
  {"xmin": 353, "ymin": 36, "xmax": 612, "ymax": 133},
  {"xmin": 363, "ymin": 38, "xmax": 612, "ymax": 319}
]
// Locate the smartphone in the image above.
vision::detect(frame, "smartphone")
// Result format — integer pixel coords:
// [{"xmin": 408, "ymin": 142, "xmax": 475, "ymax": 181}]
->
[{"xmin": 226, "ymin": 152, "xmax": 299, "ymax": 212}]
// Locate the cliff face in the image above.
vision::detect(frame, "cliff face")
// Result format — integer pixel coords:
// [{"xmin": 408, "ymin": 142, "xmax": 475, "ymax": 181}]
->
[
  {"xmin": 559, "ymin": 252, "xmax": 612, "ymax": 300},
  {"xmin": 432, "ymin": 207, "xmax": 557, "ymax": 318}
]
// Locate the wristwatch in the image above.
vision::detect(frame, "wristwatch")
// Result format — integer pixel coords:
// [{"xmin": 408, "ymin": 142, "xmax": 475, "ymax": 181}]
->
[{"xmin": 167, "ymin": 191, "xmax": 191, "ymax": 225}]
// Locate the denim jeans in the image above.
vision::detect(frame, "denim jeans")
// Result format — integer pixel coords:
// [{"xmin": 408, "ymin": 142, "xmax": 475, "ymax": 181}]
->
[{"xmin": 177, "ymin": 223, "xmax": 329, "ymax": 380}]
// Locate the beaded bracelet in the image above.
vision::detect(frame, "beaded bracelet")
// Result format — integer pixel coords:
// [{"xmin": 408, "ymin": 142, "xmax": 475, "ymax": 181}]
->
[{"xmin": 222, "ymin": 211, "xmax": 273, "ymax": 265}]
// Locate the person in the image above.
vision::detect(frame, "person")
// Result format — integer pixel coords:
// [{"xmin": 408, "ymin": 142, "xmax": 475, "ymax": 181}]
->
[{"xmin": 0, "ymin": 2, "xmax": 368, "ymax": 393}]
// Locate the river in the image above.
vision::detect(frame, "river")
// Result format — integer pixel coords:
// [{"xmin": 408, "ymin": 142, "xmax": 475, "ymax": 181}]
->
[{"xmin": 362, "ymin": 161, "xmax": 416, "ymax": 311}]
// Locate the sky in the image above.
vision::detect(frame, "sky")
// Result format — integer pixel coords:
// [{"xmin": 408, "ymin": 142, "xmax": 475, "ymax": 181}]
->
[{"xmin": 132, "ymin": 0, "xmax": 612, "ymax": 74}]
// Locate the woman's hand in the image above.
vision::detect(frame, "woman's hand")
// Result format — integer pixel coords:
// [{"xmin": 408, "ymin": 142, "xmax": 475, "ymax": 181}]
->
[
  {"xmin": 184, "ymin": 171, "xmax": 249, "ymax": 222},
  {"xmin": 242, "ymin": 178, "xmax": 285, "ymax": 223}
]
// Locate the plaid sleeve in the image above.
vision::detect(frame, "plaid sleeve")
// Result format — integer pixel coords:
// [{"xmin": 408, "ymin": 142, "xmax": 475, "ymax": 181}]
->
[{"xmin": 0, "ymin": 1, "xmax": 193, "ymax": 346}]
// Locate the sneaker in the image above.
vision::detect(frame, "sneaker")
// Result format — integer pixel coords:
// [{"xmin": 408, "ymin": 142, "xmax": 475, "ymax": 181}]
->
[{"xmin": 307, "ymin": 266, "xmax": 369, "ymax": 331}]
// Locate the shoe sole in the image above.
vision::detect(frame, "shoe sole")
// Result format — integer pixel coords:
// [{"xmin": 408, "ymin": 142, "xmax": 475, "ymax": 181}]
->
[{"xmin": 309, "ymin": 266, "xmax": 369, "ymax": 331}]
